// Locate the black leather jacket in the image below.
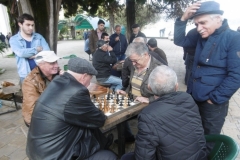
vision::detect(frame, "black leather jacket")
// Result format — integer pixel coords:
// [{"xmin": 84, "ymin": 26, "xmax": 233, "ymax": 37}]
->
[{"xmin": 26, "ymin": 72, "xmax": 107, "ymax": 160}]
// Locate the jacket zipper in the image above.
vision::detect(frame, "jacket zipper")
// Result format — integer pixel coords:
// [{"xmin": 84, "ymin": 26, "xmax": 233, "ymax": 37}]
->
[{"xmin": 206, "ymin": 43, "xmax": 216, "ymax": 62}]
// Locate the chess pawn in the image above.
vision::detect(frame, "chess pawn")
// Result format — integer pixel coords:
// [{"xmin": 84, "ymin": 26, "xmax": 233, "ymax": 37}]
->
[
  {"xmin": 109, "ymin": 104, "xmax": 114, "ymax": 113},
  {"xmin": 123, "ymin": 98, "xmax": 128, "ymax": 108}
]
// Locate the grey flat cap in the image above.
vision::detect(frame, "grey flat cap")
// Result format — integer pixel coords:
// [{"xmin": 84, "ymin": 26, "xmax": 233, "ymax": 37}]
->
[{"xmin": 68, "ymin": 57, "xmax": 98, "ymax": 75}]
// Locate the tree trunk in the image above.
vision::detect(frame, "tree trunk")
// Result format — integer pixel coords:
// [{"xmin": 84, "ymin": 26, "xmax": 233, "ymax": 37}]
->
[
  {"xmin": 126, "ymin": 0, "xmax": 135, "ymax": 42},
  {"xmin": 19, "ymin": 0, "xmax": 33, "ymax": 16},
  {"xmin": 46, "ymin": 0, "xmax": 62, "ymax": 52},
  {"xmin": 109, "ymin": 10, "xmax": 115, "ymax": 35}
]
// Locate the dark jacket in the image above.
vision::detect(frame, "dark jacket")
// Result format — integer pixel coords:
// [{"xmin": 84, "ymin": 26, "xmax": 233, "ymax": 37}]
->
[
  {"xmin": 89, "ymin": 29, "xmax": 106, "ymax": 54},
  {"xmin": 109, "ymin": 33, "xmax": 128, "ymax": 56},
  {"xmin": 135, "ymin": 92, "xmax": 207, "ymax": 160},
  {"xmin": 174, "ymin": 19, "xmax": 240, "ymax": 104},
  {"xmin": 127, "ymin": 56, "xmax": 162, "ymax": 102},
  {"xmin": 121, "ymin": 52, "xmax": 166, "ymax": 90},
  {"xmin": 26, "ymin": 72, "xmax": 107, "ymax": 160},
  {"xmin": 153, "ymin": 47, "xmax": 168, "ymax": 64},
  {"xmin": 92, "ymin": 49, "xmax": 117, "ymax": 79},
  {"xmin": 129, "ymin": 31, "xmax": 146, "ymax": 43}
]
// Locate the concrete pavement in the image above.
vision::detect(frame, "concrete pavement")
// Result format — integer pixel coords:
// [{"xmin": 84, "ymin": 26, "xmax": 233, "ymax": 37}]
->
[{"xmin": 0, "ymin": 39, "xmax": 239, "ymax": 159}]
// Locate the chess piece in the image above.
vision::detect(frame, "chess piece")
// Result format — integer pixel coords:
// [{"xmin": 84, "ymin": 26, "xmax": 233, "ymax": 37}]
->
[
  {"xmin": 119, "ymin": 100, "xmax": 123, "ymax": 106},
  {"xmin": 123, "ymin": 98, "xmax": 127, "ymax": 108}
]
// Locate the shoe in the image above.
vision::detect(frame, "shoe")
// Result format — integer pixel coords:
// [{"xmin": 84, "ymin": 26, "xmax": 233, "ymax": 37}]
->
[
  {"xmin": 114, "ymin": 135, "xmax": 135, "ymax": 144},
  {"xmin": 105, "ymin": 133, "xmax": 114, "ymax": 149}
]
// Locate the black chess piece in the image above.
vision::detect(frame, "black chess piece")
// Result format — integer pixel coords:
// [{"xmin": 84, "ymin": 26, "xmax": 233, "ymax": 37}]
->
[
  {"xmin": 129, "ymin": 93, "xmax": 134, "ymax": 102},
  {"xmin": 127, "ymin": 100, "xmax": 131, "ymax": 106},
  {"xmin": 107, "ymin": 92, "xmax": 110, "ymax": 100},
  {"xmin": 119, "ymin": 100, "xmax": 123, "ymax": 106}
]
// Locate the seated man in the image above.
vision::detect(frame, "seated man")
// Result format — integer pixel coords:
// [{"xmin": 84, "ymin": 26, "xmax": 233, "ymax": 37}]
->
[
  {"xmin": 92, "ymin": 40, "xmax": 122, "ymax": 91},
  {"xmin": 121, "ymin": 37, "xmax": 166, "ymax": 90},
  {"xmin": 147, "ymin": 38, "xmax": 168, "ymax": 64},
  {"xmin": 121, "ymin": 65, "xmax": 207, "ymax": 160},
  {"xmin": 116, "ymin": 42, "xmax": 163, "ymax": 144},
  {"xmin": 27, "ymin": 57, "xmax": 117, "ymax": 160},
  {"xmin": 118, "ymin": 42, "xmax": 163, "ymax": 103},
  {"xmin": 22, "ymin": 51, "xmax": 60, "ymax": 126}
]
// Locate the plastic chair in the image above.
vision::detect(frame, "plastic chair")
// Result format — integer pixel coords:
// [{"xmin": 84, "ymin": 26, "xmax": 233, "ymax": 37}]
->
[{"xmin": 205, "ymin": 134, "xmax": 239, "ymax": 160}]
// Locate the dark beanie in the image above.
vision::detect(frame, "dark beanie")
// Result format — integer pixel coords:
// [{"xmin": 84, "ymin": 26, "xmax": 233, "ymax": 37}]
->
[
  {"xmin": 98, "ymin": 19, "xmax": 105, "ymax": 25},
  {"xmin": 132, "ymin": 24, "xmax": 140, "ymax": 28}
]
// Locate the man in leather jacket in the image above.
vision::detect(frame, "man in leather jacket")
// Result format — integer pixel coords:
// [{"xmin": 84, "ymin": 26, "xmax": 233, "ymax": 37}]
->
[
  {"xmin": 22, "ymin": 51, "xmax": 60, "ymax": 127},
  {"xmin": 27, "ymin": 57, "xmax": 117, "ymax": 160}
]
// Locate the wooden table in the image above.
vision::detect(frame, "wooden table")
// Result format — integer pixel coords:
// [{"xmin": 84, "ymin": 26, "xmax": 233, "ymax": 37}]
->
[{"xmin": 101, "ymin": 102, "xmax": 148, "ymax": 157}]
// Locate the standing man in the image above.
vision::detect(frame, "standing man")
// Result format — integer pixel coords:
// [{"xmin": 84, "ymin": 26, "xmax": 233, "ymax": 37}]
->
[
  {"xmin": 27, "ymin": 57, "xmax": 117, "ymax": 160},
  {"xmin": 89, "ymin": 19, "xmax": 106, "ymax": 55},
  {"xmin": 110, "ymin": 25, "xmax": 128, "ymax": 61},
  {"xmin": 9, "ymin": 13, "xmax": 50, "ymax": 84},
  {"xmin": 147, "ymin": 38, "xmax": 168, "ymax": 64},
  {"xmin": 22, "ymin": 51, "xmax": 60, "ymax": 127},
  {"xmin": 174, "ymin": 1, "xmax": 240, "ymax": 152},
  {"xmin": 0, "ymin": 32, "xmax": 6, "ymax": 43},
  {"xmin": 129, "ymin": 24, "xmax": 146, "ymax": 44}
]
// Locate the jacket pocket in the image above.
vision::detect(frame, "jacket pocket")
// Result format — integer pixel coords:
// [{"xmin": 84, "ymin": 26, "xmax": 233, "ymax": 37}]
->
[{"xmin": 201, "ymin": 76, "xmax": 223, "ymax": 86}]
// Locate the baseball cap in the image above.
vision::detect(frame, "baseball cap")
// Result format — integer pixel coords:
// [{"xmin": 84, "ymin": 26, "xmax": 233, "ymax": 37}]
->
[
  {"xmin": 68, "ymin": 57, "xmax": 98, "ymax": 75},
  {"xmin": 35, "ymin": 51, "xmax": 60, "ymax": 63}
]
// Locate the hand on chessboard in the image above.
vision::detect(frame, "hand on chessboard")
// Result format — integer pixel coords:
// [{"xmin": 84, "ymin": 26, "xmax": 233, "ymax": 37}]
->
[
  {"xmin": 116, "ymin": 90, "xmax": 126, "ymax": 95},
  {"xmin": 135, "ymin": 96, "xmax": 149, "ymax": 103}
]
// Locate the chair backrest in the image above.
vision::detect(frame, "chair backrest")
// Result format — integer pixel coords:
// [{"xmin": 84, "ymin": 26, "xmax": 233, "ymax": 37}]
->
[{"xmin": 205, "ymin": 134, "xmax": 240, "ymax": 160}]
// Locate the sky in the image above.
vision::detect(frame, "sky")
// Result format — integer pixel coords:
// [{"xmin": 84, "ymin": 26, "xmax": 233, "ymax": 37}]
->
[{"xmin": 215, "ymin": 0, "xmax": 240, "ymax": 30}]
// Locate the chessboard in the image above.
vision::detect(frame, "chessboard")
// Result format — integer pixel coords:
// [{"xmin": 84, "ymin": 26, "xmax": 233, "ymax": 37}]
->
[{"xmin": 91, "ymin": 91, "xmax": 140, "ymax": 118}]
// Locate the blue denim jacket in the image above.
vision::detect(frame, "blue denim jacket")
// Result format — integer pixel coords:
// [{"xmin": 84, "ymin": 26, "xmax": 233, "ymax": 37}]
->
[{"xmin": 9, "ymin": 32, "xmax": 50, "ymax": 78}]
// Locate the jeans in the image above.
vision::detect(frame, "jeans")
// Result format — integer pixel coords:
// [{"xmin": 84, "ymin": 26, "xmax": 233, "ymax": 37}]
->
[
  {"xmin": 82, "ymin": 150, "xmax": 117, "ymax": 160},
  {"xmin": 196, "ymin": 100, "xmax": 229, "ymax": 154},
  {"xmin": 98, "ymin": 76, "xmax": 123, "ymax": 91}
]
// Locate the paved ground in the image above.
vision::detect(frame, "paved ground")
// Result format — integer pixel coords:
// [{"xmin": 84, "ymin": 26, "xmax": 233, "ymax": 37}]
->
[{"xmin": 0, "ymin": 39, "xmax": 239, "ymax": 160}]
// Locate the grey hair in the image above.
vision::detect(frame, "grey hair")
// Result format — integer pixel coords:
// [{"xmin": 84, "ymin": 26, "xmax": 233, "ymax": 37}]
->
[
  {"xmin": 115, "ymin": 25, "xmax": 121, "ymax": 29},
  {"xmin": 125, "ymin": 42, "xmax": 148, "ymax": 57},
  {"xmin": 210, "ymin": 14, "xmax": 224, "ymax": 21},
  {"xmin": 193, "ymin": 14, "xmax": 224, "ymax": 21},
  {"xmin": 148, "ymin": 65, "xmax": 178, "ymax": 96},
  {"xmin": 132, "ymin": 37, "xmax": 147, "ymax": 44}
]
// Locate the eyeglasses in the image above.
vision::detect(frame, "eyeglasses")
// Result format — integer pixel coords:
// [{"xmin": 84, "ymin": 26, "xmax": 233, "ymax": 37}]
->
[{"xmin": 130, "ymin": 55, "xmax": 143, "ymax": 64}]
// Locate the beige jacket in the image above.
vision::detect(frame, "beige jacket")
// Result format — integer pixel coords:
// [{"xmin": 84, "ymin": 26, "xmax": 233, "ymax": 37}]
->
[{"xmin": 22, "ymin": 67, "xmax": 47, "ymax": 125}]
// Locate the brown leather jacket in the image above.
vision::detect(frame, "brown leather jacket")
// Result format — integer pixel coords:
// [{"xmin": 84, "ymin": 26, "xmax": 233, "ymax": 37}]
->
[
  {"xmin": 22, "ymin": 67, "xmax": 56, "ymax": 125},
  {"xmin": 88, "ymin": 29, "xmax": 106, "ymax": 54}
]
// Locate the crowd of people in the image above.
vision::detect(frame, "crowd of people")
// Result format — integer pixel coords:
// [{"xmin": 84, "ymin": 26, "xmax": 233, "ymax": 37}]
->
[{"xmin": 4, "ymin": 0, "xmax": 240, "ymax": 159}]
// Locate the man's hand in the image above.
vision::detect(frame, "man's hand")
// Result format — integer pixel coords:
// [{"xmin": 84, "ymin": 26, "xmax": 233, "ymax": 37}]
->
[
  {"xmin": 29, "ymin": 55, "xmax": 35, "ymax": 59},
  {"xmin": 207, "ymin": 99, "xmax": 213, "ymax": 104},
  {"xmin": 115, "ymin": 36, "xmax": 119, "ymax": 41},
  {"xmin": 135, "ymin": 96, "xmax": 149, "ymax": 103},
  {"xmin": 108, "ymin": 46, "xmax": 113, "ymax": 51},
  {"xmin": 181, "ymin": 2, "xmax": 201, "ymax": 21},
  {"xmin": 116, "ymin": 90, "xmax": 126, "ymax": 95},
  {"xmin": 36, "ymin": 46, "xmax": 43, "ymax": 52}
]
